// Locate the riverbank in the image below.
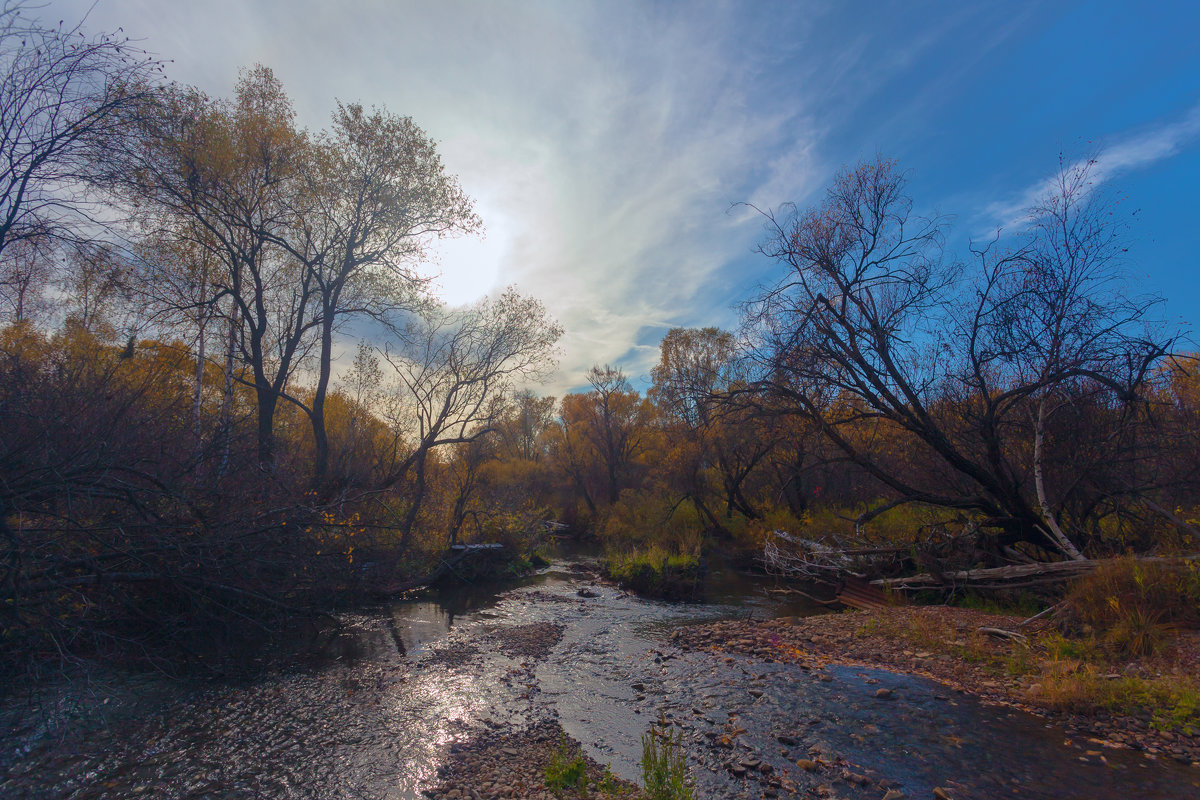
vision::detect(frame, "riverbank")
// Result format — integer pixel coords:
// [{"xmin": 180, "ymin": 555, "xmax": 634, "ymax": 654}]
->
[
  {"xmin": 425, "ymin": 719, "xmax": 644, "ymax": 800},
  {"xmin": 673, "ymin": 606, "xmax": 1200, "ymax": 767}
]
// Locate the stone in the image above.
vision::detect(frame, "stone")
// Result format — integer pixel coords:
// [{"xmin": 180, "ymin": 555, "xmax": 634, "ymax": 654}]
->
[
  {"xmin": 776, "ymin": 734, "xmax": 799, "ymax": 746},
  {"xmin": 795, "ymin": 759, "xmax": 820, "ymax": 771},
  {"xmin": 882, "ymin": 791, "xmax": 905, "ymax": 800},
  {"xmin": 874, "ymin": 688, "xmax": 894, "ymax": 700},
  {"xmin": 932, "ymin": 789, "xmax": 954, "ymax": 800}
]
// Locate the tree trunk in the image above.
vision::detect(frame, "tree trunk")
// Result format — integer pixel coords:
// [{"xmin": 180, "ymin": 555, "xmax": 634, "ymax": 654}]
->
[
  {"xmin": 1033, "ymin": 397, "xmax": 1085, "ymax": 561},
  {"xmin": 398, "ymin": 451, "xmax": 428, "ymax": 551},
  {"xmin": 192, "ymin": 309, "xmax": 206, "ymax": 451},
  {"xmin": 218, "ymin": 306, "xmax": 237, "ymax": 477},
  {"xmin": 310, "ymin": 311, "xmax": 335, "ymax": 485}
]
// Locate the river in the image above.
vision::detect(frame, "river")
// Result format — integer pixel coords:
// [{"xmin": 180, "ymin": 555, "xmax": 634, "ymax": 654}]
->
[{"xmin": 2, "ymin": 550, "xmax": 1197, "ymax": 799}]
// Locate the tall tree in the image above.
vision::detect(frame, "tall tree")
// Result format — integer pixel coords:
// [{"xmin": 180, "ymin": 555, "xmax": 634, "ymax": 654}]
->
[
  {"xmin": 744, "ymin": 156, "xmax": 1175, "ymax": 556},
  {"xmin": 286, "ymin": 102, "xmax": 479, "ymax": 484},
  {"xmin": 127, "ymin": 66, "xmax": 314, "ymax": 467}
]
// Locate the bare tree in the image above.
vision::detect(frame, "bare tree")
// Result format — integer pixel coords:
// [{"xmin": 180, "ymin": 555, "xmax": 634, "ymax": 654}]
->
[
  {"xmin": 744, "ymin": 156, "xmax": 1176, "ymax": 559},
  {"xmin": 379, "ymin": 288, "xmax": 561, "ymax": 547},
  {"xmin": 0, "ymin": 2, "xmax": 161, "ymax": 258}
]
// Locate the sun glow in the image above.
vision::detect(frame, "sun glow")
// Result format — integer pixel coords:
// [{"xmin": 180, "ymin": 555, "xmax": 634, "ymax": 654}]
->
[{"xmin": 431, "ymin": 207, "xmax": 512, "ymax": 307}]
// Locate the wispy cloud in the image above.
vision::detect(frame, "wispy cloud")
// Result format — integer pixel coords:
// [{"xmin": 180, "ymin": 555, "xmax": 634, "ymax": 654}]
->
[
  {"xmin": 44, "ymin": 0, "xmax": 1050, "ymax": 395},
  {"xmin": 981, "ymin": 101, "xmax": 1200, "ymax": 232}
]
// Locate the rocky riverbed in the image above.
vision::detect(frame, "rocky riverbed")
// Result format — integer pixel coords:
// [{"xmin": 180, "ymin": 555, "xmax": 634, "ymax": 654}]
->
[
  {"xmin": 4, "ymin": 559, "xmax": 1199, "ymax": 799},
  {"xmin": 673, "ymin": 607, "xmax": 1200, "ymax": 767}
]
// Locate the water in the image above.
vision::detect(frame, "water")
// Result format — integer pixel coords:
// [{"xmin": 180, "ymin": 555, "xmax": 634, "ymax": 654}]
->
[{"xmin": 1, "ymin": 553, "xmax": 1197, "ymax": 799}]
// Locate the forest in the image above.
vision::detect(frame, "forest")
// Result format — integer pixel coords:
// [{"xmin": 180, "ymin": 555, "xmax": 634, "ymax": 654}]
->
[{"xmin": 2, "ymin": 4, "xmax": 1198, "ymax": 693}]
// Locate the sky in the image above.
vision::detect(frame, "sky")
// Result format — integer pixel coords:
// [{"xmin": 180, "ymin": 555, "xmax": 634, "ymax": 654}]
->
[{"xmin": 46, "ymin": 0, "xmax": 1200, "ymax": 395}]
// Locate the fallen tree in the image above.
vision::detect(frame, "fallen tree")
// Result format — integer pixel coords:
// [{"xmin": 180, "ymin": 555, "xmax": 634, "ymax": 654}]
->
[{"xmin": 872, "ymin": 554, "xmax": 1200, "ymax": 592}]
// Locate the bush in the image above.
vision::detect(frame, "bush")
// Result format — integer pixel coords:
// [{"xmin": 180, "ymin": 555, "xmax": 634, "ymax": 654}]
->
[{"xmin": 1061, "ymin": 557, "xmax": 1200, "ymax": 657}]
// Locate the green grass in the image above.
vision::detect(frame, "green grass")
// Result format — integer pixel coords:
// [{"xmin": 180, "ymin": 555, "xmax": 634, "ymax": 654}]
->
[
  {"xmin": 544, "ymin": 738, "xmax": 588, "ymax": 793},
  {"xmin": 603, "ymin": 547, "xmax": 704, "ymax": 601},
  {"xmin": 1036, "ymin": 667, "xmax": 1200, "ymax": 735},
  {"xmin": 641, "ymin": 713, "xmax": 693, "ymax": 800}
]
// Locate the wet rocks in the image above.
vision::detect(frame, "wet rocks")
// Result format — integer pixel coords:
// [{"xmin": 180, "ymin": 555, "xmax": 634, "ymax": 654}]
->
[
  {"xmin": 424, "ymin": 642, "xmax": 481, "ymax": 667},
  {"xmin": 490, "ymin": 623, "xmax": 564, "ymax": 661},
  {"xmin": 670, "ymin": 610, "xmax": 1200, "ymax": 765},
  {"xmin": 426, "ymin": 719, "xmax": 643, "ymax": 800}
]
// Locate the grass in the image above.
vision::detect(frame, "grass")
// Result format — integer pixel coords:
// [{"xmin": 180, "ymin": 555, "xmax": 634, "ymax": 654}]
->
[
  {"xmin": 1061, "ymin": 556, "xmax": 1200, "ymax": 658},
  {"xmin": 641, "ymin": 713, "xmax": 693, "ymax": 800},
  {"xmin": 544, "ymin": 738, "xmax": 588, "ymax": 793},
  {"xmin": 848, "ymin": 591, "xmax": 1200, "ymax": 735},
  {"xmin": 1034, "ymin": 663, "xmax": 1200, "ymax": 736},
  {"xmin": 603, "ymin": 546, "xmax": 704, "ymax": 601}
]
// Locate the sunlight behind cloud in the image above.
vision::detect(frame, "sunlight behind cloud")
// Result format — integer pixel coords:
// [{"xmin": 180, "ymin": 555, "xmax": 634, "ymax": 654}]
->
[{"xmin": 430, "ymin": 212, "xmax": 510, "ymax": 308}]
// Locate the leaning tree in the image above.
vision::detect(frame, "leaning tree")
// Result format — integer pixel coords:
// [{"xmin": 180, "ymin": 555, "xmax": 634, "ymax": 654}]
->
[{"xmin": 743, "ymin": 156, "xmax": 1177, "ymax": 561}]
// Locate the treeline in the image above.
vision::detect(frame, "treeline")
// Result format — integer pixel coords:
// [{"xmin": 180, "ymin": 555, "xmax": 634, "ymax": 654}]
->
[{"xmin": 519, "ymin": 160, "xmax": 1200, "ymax": 582}]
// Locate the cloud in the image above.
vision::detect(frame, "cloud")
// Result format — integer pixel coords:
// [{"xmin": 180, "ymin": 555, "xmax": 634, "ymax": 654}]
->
[
  {"xmin": 981, "ymin": 101, "xmax": 1200, "ymax": 232},
  {"xmin": 48, "ymin": 0, "xmax": 994, "ymax": 395}
]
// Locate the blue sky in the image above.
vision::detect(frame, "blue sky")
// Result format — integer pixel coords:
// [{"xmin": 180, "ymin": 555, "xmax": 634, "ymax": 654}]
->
[{"xmin": 50, "ymin": 0, "xmax": 1200, "ymax": 393}]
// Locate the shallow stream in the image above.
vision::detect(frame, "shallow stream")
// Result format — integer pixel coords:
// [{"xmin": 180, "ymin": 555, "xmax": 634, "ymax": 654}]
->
[{"xmin": 2, "ymin": 553, "xmax": 1198, "ymax": 799}]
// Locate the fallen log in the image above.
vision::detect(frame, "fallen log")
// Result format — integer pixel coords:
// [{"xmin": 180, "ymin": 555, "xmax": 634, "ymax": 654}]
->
[{"xmin": 872, "ymin": 554, "xmax": 1200, "ymax": 592}]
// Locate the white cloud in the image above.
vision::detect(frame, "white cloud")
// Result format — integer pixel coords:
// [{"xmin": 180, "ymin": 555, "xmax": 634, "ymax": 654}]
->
[
  {"xmin": 48, "ymin": 0, "xmax": 983, "ymax": 395},
  {"xmin": 981, "ymin": 101, "xmax": 1200, "ymax": 233}
]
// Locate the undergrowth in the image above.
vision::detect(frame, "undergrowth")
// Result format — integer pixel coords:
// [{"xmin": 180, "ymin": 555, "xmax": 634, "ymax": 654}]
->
[
  {"xmin": 544, "ymin": 738, "xmax": 587, "ymax": 793},
  {"xmin": 1060, "ymin": 557, "xmax": 1200, "ymax": 658},
  {"xmin": 641, "ymin": 713, "xmax": 693, "ymax": 800}
]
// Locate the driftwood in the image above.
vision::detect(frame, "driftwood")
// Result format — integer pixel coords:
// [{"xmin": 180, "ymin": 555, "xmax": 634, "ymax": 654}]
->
[
  {"xmin": 977, "ymin": 627, "xmax": 1030, "ymax": 646},
  {"xmin": 762, "ymin": 530, "xmax": 906, "ymax": 581},
  {"xmin": 872, "ymin": 554, "xmax": 1200, "ymax": 592}
]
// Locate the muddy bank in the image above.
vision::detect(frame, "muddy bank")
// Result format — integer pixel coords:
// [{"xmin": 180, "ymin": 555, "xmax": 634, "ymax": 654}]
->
[{"xmin": 673, "ymin": 606, "xmax": 1200, "ymax": 767}]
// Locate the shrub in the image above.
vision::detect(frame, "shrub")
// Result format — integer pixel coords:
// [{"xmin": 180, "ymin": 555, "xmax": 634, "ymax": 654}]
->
[{"xmin": 1061, "ymin": 557, "xmax": 1200, "ymax": 657}]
